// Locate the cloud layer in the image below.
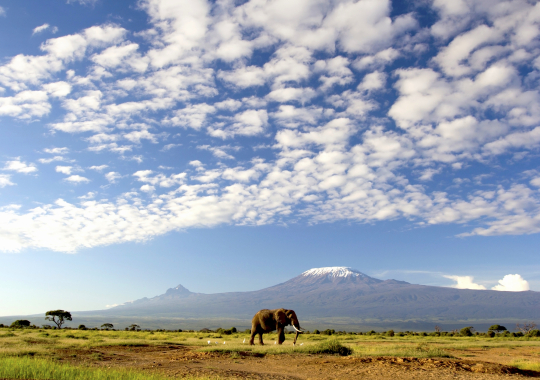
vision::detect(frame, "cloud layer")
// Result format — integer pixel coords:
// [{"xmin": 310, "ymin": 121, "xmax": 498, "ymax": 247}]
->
[{"xmin": 1, "ymin": 0, "xmax": 540, "ymax": 252}]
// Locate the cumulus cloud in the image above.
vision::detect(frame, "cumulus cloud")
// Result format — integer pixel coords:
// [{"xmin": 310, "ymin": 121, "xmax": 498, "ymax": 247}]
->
[
  {"xmin": 0, "ymin": 174, "xmax": 14, "ymax": 188},
  {"xmin": 444, "ymin": 275, "xmax": 486, "ymax": 290},
  {"xmin": 3, "ymin": 159, "xmax": 37, "ymax": 174},
  {"xmin": 64, "ymin": 175, "xmax": 90, "ymax": 183},
  {"xmin": 492, "ymin": 274, "xmax": 530, "ymax": 291}
]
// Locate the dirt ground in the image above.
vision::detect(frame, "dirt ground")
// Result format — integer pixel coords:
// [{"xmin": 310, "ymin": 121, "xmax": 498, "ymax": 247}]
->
[{"xmin": 44, "ymin": 344, "xmax": 540, "ymax": 380}]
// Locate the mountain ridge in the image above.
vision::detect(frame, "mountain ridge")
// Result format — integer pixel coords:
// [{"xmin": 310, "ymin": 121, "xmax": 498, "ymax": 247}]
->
[{"xmin": 101, "ymin": 266, "xmax": 539, "ymax": 322}]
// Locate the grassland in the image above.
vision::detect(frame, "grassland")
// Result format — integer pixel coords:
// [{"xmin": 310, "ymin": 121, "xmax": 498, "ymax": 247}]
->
[{"xmin": 1, "ymin": 327, "xmax": 540, "ymax": 379}]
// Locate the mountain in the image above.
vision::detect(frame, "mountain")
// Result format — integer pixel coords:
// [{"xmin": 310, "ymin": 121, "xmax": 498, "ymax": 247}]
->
[{"xmin": 87, "ymin": 267, "xmax": 540, "ymax": 325}]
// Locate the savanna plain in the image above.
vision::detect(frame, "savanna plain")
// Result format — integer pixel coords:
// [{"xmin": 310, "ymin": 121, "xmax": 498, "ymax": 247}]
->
[{"xmin": 2, "ymin": 327, "xmax": 540, "ymax": 380}]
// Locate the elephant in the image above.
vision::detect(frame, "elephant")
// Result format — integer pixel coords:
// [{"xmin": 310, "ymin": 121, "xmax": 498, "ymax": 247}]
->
[{"xmin": 249, "ymin": 308, "xmax": 304, "ymax": 345}]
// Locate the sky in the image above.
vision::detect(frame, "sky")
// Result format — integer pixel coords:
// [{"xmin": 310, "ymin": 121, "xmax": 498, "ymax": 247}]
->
[{"xmin": 1, "ymin": 0, "xmax": 540, "ymax": 317}]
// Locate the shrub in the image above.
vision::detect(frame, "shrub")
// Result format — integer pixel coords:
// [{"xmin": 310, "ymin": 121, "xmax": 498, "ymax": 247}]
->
[
  {"xmin": 303, "ymin": 339, "xmax": 352, "ymax": 356},
  {"xmin": 10, "ymin": 320, "xmax": 31, "ymax": 328},
  {"xmin": 386, "ymin": 330, "xmax": 395, "ymax": 337},
  {"xmin": 78, "ymin": 325, "xmax": 86, "ymax": 330},
  {"xmin": 487, "ymin": 331, "xmax": 495, "ymax": 337},
  {"xmin": 527, "ymin": 330, "xmax": 540, "ymax": 337},
  {"xmin": 460, "ymin": 327, "xmax": 474, "ymax": 337},
  {"xmin": 313, "ymin": 329, "xmax": 320, "ymax": 334}
]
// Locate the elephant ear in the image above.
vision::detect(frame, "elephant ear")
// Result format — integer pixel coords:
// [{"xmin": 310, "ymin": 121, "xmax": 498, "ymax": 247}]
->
[{"xmin": 274, "ymin": 309, "xmax": 287, "ymax": 326}]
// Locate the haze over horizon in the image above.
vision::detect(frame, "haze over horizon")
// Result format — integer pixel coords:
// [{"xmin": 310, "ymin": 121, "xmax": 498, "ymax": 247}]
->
[{"xmin": 1, "ymin": 0, "xmax": 539, "ymax": 317}]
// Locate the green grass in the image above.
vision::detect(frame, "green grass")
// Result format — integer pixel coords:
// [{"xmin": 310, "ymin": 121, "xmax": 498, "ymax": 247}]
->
[
  {"xmin": 0, "ymin": 357, "xmax": 214, "ymax": 380},
  {"xmin": 510, "ymin": 359, "xmax": 540, "ymax": 371}
]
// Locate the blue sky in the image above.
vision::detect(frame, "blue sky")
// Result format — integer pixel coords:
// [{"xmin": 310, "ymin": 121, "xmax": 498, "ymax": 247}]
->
[{"xmin": 1, "ymin": 0, "xmax": 540, "ymax": 317}]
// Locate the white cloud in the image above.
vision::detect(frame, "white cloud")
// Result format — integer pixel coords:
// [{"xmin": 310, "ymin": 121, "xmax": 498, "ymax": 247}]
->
[
  {"xmin": 55, "ymin": 166, "xmax": 73, "ymax": 175},
  {"xmin": 3, "ymin": 159, "xmax": 37, "ymax": 174},
  {"xmin": 38, "ymin": 156, "xmax": 66, "ymax": 164},
  {"xmin": 43, "ymin": 81, "xmax": 71, "ymax": 97},
  {"xmin": 64, "ymin": 175, "xmax": 90, "ymax": 183},
  {"xmin": 198, "ymin": 145, "xmax": 239, "ymax": 160},
  {"xmin": 33, "ymin": 24, "xmax": 51, "ymax": 35},
  {"xmin": 44, "ymin": 147, "xmax": 69, "ymax": 155},
  {"xmin": 89, "ymin": 165, "xmax": 108, "ymax": 171},
  {"xmin": 133, "ymin": 170, "xmax": 186, "ymax": 188},
  {"xmin": 208, "ymin": 109, "xmax": 268, "ymax": 139},
  {"xmin": 165, "ymin": 103, "xmax": 216, "ymax": 129},
  {"xmin": 353, "ymin": 48, "xmax": 399, "ymax": 71},
  {"xmin": 0, "ymin": 6, "xmax": 5, "ymax": 17},
  {"xmin": 105, "ymin": 171, "xmax": 121, "ymax": 183},
  {"xmin": 444, "ymin": 275, "xmax": 486, "ymax": 290},
  {"xmin": 0, "ymin": 91, "xmax": 50, "ymax": 119},
  {"xmin": 0, "ymin": 174, "xmax": 14, "ymax": 188},
  {"xmin": 67, "ymin": 0, "xmax": 99, "ymax": 5},
  {"xmin": 492, "ymin": 274, "xmax": 530, "ymax": 291}
]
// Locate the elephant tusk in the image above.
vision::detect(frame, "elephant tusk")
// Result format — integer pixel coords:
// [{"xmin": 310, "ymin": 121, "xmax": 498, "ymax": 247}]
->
[{"xmin": 292, "ymin": 325, "xmax": 304, "ymax": 333}]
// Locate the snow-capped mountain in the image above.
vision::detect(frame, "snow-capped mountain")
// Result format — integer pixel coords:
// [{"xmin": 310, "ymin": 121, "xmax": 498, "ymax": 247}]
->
[{"xmin": 79, "ymin": 266, "xmax": 540, "ymax": 325}]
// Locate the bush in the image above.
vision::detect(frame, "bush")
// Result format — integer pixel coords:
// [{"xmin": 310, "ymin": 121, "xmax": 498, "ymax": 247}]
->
[
  {"xmin": 78, "ymin": 325, "xmax": 86, "ymax": 330},
  {"xmin": 487, "ymin": 331, "xmax": 495, "ymax": 337},
  {"xmin": 386, "ymin": 330, "xmax": 395, "ymax": 337},
  {"xmin": 527, "ymin": 330, "xmax": 540, "ymax": 337},
  {"xmin": 303, "ymin": 339, "xmax": 353, "ymax": 356},
  {"xmin": 460, "ymin": 327, "xmax": 474, "ymax": 337},
  {"xmin": 313, "ymin": 329, "xmax": 320, "ymax": 334},
  {"xmin": 10, "ymin": 320, "xmax": 31, "ymax": 328}
]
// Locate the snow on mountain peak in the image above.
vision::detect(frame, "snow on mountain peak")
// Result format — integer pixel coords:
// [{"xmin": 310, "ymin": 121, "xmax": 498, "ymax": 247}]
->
[{"xmin": 302, "ymin": 267, "xmax": 366, "ymax": 278}]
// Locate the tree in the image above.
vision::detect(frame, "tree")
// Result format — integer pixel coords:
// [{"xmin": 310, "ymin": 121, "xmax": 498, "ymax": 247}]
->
[
  {"xmin": 488, "ymin": 325, "xmax": 507, "ymax": 333},
  {"xmin": 101, "ymin": 323, "xmax": 114, "ymax": 330},
  {"xmin": 516, "ymin": 322, "xmax": 537, "ymax": 334},
  {"xmin": 460, "ymin": 326, "xmax": 475, "ymax": 336},
  {"xmin": 10, "ymin": 320, "xmax": 31, "ymax": 328},
  {"xmin": 127, "ymin": 324, "xmax": 140, "ymax": 331},
  {"xmin": 45, "ymin": 310, "xmax": 72, "ymax": 329}
]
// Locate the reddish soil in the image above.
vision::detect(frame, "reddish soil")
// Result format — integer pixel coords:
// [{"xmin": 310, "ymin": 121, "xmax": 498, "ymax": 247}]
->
[{"xmin": 42, "ymin": 344, "xmax": 540, "ymax": 380}]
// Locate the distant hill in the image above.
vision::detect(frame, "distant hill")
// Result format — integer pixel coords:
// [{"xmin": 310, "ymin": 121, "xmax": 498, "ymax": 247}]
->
[
  {"xmin": 85, "ymin": 267, "xmax": 540, "ymax": 322},
  {"xmin": 4, "ymin": 267, "xmax": 539, "ymax": 330}
]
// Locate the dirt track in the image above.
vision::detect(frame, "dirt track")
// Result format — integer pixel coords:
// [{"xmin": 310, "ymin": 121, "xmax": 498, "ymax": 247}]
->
[{"xmin": 51, "ymin": 344, "xmax": 540, "ymax": 379}]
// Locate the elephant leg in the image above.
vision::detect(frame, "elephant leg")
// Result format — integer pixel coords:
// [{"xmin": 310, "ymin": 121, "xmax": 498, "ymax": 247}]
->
[
  {"xmin": 258, "ymin": 332, "xmax": 264, "ymax": 345},
  {"xmin": 278, "ymin": 327, "xmax": 285, "ymax": 344},
  {"xmin": 293, "ymin": 331, "xmax": 299, "ymax": 344},
  {"xmin": 249, "ymin": 329, "xmax": 256, "ymax": 345}
]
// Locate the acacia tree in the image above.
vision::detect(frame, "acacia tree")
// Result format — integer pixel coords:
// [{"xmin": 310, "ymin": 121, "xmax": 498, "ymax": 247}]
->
[
  {"xmin": 101, "ymin": 323, "xmax": 114, "ymax": 330},
  {"xmin": 45, "ymin": 310, "xmax": 72, "ymax": 329},
  {"xmin": 488, "ymin": 325, "xmax": 507, "ymax": 333}
]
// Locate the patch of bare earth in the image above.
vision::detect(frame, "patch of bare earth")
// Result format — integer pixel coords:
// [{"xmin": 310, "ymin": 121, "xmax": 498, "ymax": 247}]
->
[{"xmin": 49, "ymin": 345, "xmax": 540, "ymax": 379}]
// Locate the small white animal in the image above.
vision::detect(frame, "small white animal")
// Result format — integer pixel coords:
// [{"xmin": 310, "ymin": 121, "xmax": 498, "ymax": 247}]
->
[
  {"xmin": 223, "ymin": 342, "xmax": 226, "ymax": 344},
  {"xmin": 274, "ymin": 341, "xmax": 277, "ymax": 344},
  {"xmin": 300, "ymin": 343, "xmax": 304, "ymax": 346},
  {"xmin": 207, "ymin": 341, "xmax": 211, "ymax": 344},
  {"xmin": 243, "ymin": 338, "xmax": 246, "ymax": 344}
]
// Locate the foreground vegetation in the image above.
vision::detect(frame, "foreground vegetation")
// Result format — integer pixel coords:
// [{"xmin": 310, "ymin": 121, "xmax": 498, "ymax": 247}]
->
[
  {"xmin": 1, "ymin": 326, "xmax": 540, "ymax": 357},
  {"xmin": 1, "ymin": 326, "xmax": 540, "ymax": 377},
  {"xmin": 0, "ymin": 357, "xmax": 208, "ymax": 380}
]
